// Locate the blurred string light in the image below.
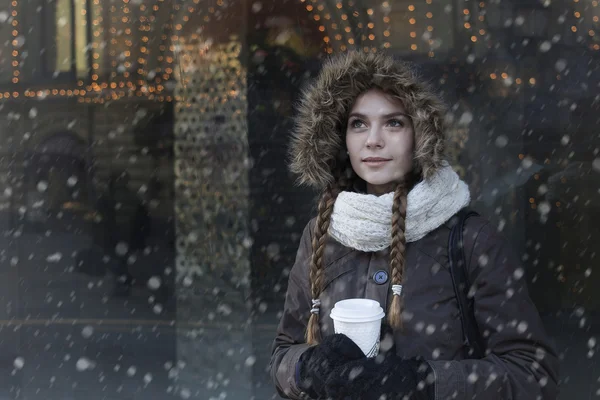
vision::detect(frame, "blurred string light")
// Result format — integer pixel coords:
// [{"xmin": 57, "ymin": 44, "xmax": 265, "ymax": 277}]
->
[
  {"xmin": 478, "ymin": 1, "xmax": 486, "ymax": 37},
  {"xmin": 302, "ymin": 0, "xmax": 365, "ymax": 53},
  {"xmin": 123, "ymin": 0, "xmax": 131, "ymax": 79},
  {"xmin": 11, "ymin": 0, "xmax": 19, "ymax": 85},
  {"xmin": 92, "ymin": 0, "xmax": 102, "ymax": 83},
  {"xmin": 3, "ymin": 0, "xmax": 399, "ymax": 98},
  {"xmin": 572, "ymin": 0, "xmax": 580, "ymax": 41},
  {"xmin": 138, "ymin": 1, "xmax": 150, "ymax": 80},
  {"xmin": 382, "ymin": 1, "xmax": 391, "ymax": 49},
  {"xmin": 590, "ymin": 0, "xmax": 600, "ymax": 50},
  {"xmin": 5, "ymin": 0, "xmax": 595, "ymax": 101},
  {"xmin": 408, "ymin": 4, "xmax": 417, "ymax": 51},
  {"xmin": 424, "ymin": 0, "xmax": 434, "ymax": 58}
]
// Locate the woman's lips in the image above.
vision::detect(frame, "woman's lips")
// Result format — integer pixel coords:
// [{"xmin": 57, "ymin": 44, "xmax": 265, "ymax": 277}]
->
[{"xmin": 362, "ymin": 158, "xmax": 391, "ymax": 166}]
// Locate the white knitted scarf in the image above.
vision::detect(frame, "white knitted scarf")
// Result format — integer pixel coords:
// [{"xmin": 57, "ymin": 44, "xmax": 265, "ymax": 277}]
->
[{"xmin": 328, "ymin": 162, "xmax": 470, "ymax": 252}]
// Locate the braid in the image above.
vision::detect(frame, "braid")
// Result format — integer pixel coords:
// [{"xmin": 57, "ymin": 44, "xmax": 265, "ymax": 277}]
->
[
  {"xmin": 306, "ymin": 183, "xmax": 340, "ymax": 345},
  {"xmin": 388, "ymin": 183, "xmax": 408, "ymax": 330}
]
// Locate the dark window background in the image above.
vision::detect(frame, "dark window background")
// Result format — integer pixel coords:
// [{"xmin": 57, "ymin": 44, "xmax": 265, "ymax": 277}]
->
[{"xmin": 0, "ymin": 0, "xmax": 597, "ymax": 398}]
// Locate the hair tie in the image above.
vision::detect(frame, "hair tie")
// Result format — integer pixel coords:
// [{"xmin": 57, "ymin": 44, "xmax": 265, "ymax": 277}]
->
[
  {"xmin": 310, "ymin": 299, "xmax": 321, "ymax": 315},
  {"xmin": 392, "ymin": 284, "xmax": 403, "ymax": 296}
]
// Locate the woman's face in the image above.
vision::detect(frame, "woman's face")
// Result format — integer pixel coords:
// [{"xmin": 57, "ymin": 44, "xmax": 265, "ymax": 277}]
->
[{"xmin": 345, "ymin": 88, "xmax": 415, "ymax": 195}]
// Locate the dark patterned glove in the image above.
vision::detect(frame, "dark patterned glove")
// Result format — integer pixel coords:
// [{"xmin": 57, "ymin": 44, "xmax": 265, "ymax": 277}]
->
[
  {"xmin": 296, "ymin": 334, "xmax": 366, "ymax": 399},
  {"xmin": 323, "ymin": 325, "xmax": 434, "ymax": 400}
]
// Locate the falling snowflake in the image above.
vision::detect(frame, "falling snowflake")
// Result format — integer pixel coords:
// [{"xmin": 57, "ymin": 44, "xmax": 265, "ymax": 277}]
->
[
  {"xmin": 76, "ymin": 357, "xmax": 95, "ymax": 372},
  {"xmin": 592, "ymin": 158, "xmax": 600, "ymax": 173},
  {"xmin": 115, "ymin": 242, "xmax": 129, "ymax": 256},
  {"xmin": 539, "ymin": 41, "xmax": 551, "ymax": 52},
  {"xmin": 555, "ymin": 59, "xmax": 567, "ymax": 73},
  {"xmin": 513, "ymin": 268, "xmax": 525, "ymax": 280},
  {"xmin": 180, "ymin": 388, "xmax": 191, "ymax": 399},
  {"xmin": 517, "ymin": 321, "xmax": 529, "ymax": 334},
  {"xmin": 81, "ymin": 326, "xmax": 94, "ymax": 339},
  {"xmin": 467, "ymin": 372, "xmax": 479, "ymax": 383},
  {"xmin": 244, "ymin": 355, "xmax": 257, "ymax": 367},
  {"xmin": 147, "ymin": 276, "xmax": 162, "ymax": 290},
  {"xmin": 13, "ymin": 357, "xmax": 24, "ymax": 370},
  {"xmin": 495, "ymin": 135, "xmax": 508, "ymax": 148},
  {"xmin": 46, "ymin": 253, "xmax": 63, "ymax": 263},
  {"xmin": 67, "ymin": 176, "xmax": 78, "ymax": 187},
  {"xmin": 251, "ymin": 2, "xmax": 262, "ymax": 13},
  {"xmin": 37, "ymin": 181, "xmax": 48, "ymax": 192}
]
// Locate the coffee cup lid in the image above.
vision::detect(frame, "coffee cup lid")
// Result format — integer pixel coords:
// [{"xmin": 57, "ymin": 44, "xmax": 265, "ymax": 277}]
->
[{"xmin": 330, "ymin": 298, "xmax": 385, "ymax": 323}]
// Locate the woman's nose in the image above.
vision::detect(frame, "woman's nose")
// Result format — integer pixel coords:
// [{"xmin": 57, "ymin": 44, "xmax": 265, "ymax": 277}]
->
[{"xmin": 365, "ymin": 128, "xmax": 384, "ymax": 149}]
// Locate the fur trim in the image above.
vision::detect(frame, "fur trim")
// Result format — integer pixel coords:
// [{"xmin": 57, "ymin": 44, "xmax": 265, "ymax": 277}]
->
[{"xmin": 288, "ymin": 51, "xmax": 448, "ymax": 190}]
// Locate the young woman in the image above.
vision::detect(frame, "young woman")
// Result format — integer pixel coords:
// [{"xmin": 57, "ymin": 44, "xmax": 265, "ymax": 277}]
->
[{"xmin": 269, "ymin": 51, "xmax": 559, "ymax": 400}]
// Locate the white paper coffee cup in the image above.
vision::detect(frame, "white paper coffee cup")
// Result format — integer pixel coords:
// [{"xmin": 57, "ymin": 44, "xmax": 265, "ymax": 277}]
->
[{"xmin": 329, "ymin": 298, "xmax": 385, "ymax": 358}]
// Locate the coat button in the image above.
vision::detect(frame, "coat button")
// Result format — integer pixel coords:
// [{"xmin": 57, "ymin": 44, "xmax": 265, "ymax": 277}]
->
[{"xmin": 373, "ymin": 270, "xmax": 388, "ymax": 285}]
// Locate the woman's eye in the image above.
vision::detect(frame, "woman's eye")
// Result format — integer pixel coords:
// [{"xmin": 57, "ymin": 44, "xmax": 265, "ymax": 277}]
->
[
  {"xmin": 388, "ymin": 119, "xmax": 404, "ymax": 128},
  {"xmin": 350, "ymin": 120, "xmax": 366, "ymax": 128}
]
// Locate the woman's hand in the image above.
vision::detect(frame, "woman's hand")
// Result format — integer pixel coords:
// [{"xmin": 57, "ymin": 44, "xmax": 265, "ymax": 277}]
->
[
  {"xmin": 296, "ymin": 334, "xmax": 365, "ymax": 399},
  {"xmin": 323, "ymin": 325, "xmax": 434, "ymax": 400},
  {"xmin": 323, "ymin": 356, "xmax": 433, "ymax": 400}
]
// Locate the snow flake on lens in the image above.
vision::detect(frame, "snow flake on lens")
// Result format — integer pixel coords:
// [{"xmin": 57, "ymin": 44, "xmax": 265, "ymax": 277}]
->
[
  {"xmin": 425, "ymin": 324, "xmax": 436, "ymax": 335},
  {"xmin": 81, "ymin": 325, "xmax": 94, "ymax": 339},
  {"xmin": 115, "ymin": 242, "xmax": 129, "ymax": 256},
  {"xmin": 244, "ymin": 355, "xmax": 256, "ymax": 367},
  {"xmin": 514, "ymin": 15, "xmax": 525, "ymax": 26},
  {"xmin": 147, "ymin": 276, "xmax": 162, "ymax": 290},
  {"xmin": 478, "ymin": 253, "xmax": 489, "ymax": 267},
  {"xmin": 513, "ymin": 268, "xmax": 524, "ymax": 280},
  {"xmin": 521, "ymin": 156, "xmax": 533, "ymax": 169},
  {"xmin": 127, "ymin": 366, "xmax": 137, "ymax": 377},
  {"xmin": 76, "ymin": 357, "xmax": 96, "ymax": 372},
  {"xmin": 495, "ymin": 135, "xmax": 508, "ymax": 148},
  {"xmin": 13, "ymin": 357, "xmax": 24, "ymax": 370},
  {"xmin": 517, "ymin": 321, "xmax": 529, "ymax": 334},
  {"xmin": 592, "ymin": 158, "xmax": 600, "ymax": 173},
  {"xmin": 46, "ymin": 253, "xmax": 63, "ymax": 263},
  {"xmin": 539, "ymin": 41, "xmax": 552, "ymax": 52},
  {"xmin": 67, "ymin": 176, "xmax": 78, "ymax": 187},
  {"xmin": 37, "ymin": 181, "xmax": 48, "ymax": 192},
  {"xmin": 467, "ymin": 372, "xmax": 479, "ymax": 384},
  {"xmin": 180, "ymin": 387, "xmax": 192, "ymax": 399},
  {"xmin": 537, "ymin": 202, "xmax": 551, "ymax": 223},
  {"xmin": 555, "ymin": 59, "xmax": 567, "ymax": 73}
]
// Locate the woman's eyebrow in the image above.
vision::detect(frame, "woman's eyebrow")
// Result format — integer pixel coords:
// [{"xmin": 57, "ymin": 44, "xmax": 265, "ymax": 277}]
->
[
  {"xmin": 348, "ymin": 112, "xmax": 410, "ymax": 119},
  {"xmin": 381, "ymin": 112, "xmax": 410, "ymax": 119}
]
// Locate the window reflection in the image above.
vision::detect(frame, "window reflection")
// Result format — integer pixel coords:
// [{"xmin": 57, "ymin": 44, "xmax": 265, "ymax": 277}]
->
[{"xmin": 0, "ymin": 0, "xmax": 596, "ymax": 398}]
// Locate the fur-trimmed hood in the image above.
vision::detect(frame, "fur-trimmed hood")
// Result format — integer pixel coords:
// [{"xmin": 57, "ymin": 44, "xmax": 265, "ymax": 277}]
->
[{"xmin": 288, "ymin": 51, "xmax": 448, "ymax": 190}]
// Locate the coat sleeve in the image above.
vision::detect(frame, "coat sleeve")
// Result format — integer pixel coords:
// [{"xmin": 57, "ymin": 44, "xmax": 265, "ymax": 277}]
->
[
  {"xmin": 269, "ymin": 220, "xmax": 314, "ymax": 399},
  {"xmin": 427, "ymin": 220, "xmax": 560, "ymax": 400}
]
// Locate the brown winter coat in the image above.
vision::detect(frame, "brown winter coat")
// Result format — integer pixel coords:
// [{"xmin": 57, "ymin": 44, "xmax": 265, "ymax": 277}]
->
[{"xmin": 269, "ymin": 215, "xmax": 559, "ymax": 399}]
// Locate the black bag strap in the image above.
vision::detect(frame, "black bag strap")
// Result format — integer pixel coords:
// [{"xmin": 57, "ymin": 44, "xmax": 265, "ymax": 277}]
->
[{"xmin": 448, "ymin": 208, "xmax": 486, "ymax": 359}]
